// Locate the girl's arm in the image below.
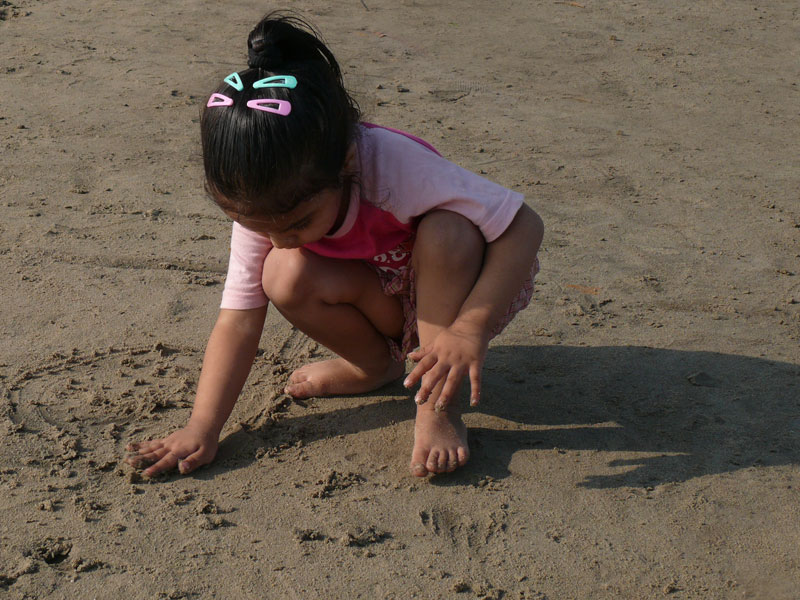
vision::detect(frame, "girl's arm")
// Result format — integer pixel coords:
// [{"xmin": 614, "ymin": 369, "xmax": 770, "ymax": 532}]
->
[
  {"xmin": 189, "ymin": 307, "xmax": 267, "ymax": 435},
  {"xmin": 404, "ymin": 204, "xmax": 544, "ymax": 408},
  {"xmin": 126, "ymin": 306, "xmax": 267, "ymax": 476}
]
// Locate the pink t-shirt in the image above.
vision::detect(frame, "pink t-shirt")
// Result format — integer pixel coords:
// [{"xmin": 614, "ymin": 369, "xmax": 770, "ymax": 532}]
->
[{"xmin": 220, "ymin": 124, "xmax": 524, "ymax": 310}]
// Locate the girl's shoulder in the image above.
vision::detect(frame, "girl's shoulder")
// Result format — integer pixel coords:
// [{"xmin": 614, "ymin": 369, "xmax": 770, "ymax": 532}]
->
[
  {"xmin": 355, "ymin": 122, "xmax": 449, "ymax": 187},
  {"xmin": 354, "ymin": 123, "xmax": 524, "ymax": 242},
  {"xmin": 359, "ymin": 122, "xmax": 441, "ymax": 156}
]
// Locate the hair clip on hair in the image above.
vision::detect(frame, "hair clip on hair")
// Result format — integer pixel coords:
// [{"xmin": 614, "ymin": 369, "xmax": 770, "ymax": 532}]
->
[
  {"xmin": 207, "ymin": 93, "xmax": 233, "ymax": 107},
  {"xmin": 223, "ymin": 72, "xmax": 244, "ymax": 91},
  {"xmin": 253, "ymin": 75, "xmax": 298, "ymax": 89},
  {"xmin": 246, "ymin": 99, "xmax": 292, "ymax": 116},
  {"xmin": 206, "ymin": 73, "xmax": 294, "ymax": 115}
]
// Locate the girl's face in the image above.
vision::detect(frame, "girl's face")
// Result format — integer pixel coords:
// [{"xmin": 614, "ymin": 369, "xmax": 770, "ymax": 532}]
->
[{"xmin": 224, "ymin": 187, "xmax": 347, "ymax": 249}]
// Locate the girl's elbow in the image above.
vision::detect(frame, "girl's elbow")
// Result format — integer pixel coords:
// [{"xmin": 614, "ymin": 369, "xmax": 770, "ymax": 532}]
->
[
  {"xmin": 530, "ymin": 207, "xmax": 544, "ymax": 238},
  {"xmin": 519, "ymin": 204, "xmax": 544, "ymax": 250}
]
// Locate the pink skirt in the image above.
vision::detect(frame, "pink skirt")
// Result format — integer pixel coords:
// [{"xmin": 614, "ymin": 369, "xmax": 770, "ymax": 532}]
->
[{"xmin": 371, "ymin": 258, "xmax": 539, "ymax": 361}]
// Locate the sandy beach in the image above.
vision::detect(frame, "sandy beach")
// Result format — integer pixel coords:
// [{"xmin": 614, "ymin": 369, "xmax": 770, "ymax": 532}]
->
[{"xmin": 1, "ymin": 0, "xmax": 799, "ymax": 598}]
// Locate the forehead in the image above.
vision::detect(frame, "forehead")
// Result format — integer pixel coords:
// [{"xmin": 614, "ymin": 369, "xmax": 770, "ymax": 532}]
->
[
  {"xmin": 223, "ymin": 197, "xmax": 317, "ymax": 226},
  {"xmin": 219, "ymin": 187, "xmax": 344, "ymax": 236},
  {"xmin": 226, "ymin": 207, "xmax": 301, "ymax": 225}
]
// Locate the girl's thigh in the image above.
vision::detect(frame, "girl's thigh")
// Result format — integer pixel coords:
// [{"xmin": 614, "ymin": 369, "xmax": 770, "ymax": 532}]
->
[{"xmin": 262, "ymin": 248, "xmax": 404, "ymax": 339}]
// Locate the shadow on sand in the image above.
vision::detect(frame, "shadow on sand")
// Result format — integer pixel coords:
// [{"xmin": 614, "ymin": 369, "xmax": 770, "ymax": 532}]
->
[{"xmin": 214, "ymin": 345, "xmax": 800, "ymax": 489}]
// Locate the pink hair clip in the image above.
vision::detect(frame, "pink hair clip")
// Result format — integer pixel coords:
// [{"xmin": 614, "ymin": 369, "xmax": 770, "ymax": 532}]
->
[
  {"xmin": 207, "ymin": 93, "xmax": 233, "ymax": 107},
  {"xmin": 246, "ymin": 99, "xmax": 292, "ymax": 116}
]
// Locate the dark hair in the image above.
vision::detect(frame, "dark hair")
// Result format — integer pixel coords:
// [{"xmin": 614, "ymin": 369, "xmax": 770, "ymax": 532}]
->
[{"xmin": 201, "ymin": 12, "xmax": 361, "ymax": 216}]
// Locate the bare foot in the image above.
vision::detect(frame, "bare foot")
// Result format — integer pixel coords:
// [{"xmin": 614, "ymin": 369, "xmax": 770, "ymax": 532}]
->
[
  {"xmin": 284, "ymin": 357, "xmax": 404, "ymax": 398},
  {"xmin": 409, "ymin": 402, "xmax": 469, "ymax": 477}
]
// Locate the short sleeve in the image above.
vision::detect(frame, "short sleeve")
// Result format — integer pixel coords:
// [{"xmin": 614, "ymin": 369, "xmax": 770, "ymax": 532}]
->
[
  {"xmin": 220, "ymin": 222, "xmax": 272, "ymax": 310},
  {"xmin": 361, "ymin": 128, "xmax": 525, "ymax": 242}
]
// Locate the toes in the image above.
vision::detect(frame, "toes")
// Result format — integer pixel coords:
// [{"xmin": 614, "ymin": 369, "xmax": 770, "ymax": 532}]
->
[
  {"xmin": 412, "ymin": 446, "xmax": 467, "ymax": 476},
  {"xmin": 410, "ymin": 444, "xmax": 430, "ymax": 477},
  {"xmin": 285, "ymin": 368, "xmax": 320, "ymax": 398},
  {"xmin": 446, "ymin": 449, "xmax": 459, "ymax": 472},
  {"xmin": 426, "ymin": 449, "xmax": 442, "ymax": 473},
  {"xmin": 436, "ymin": 451, "xmax": 449, "ymax": 472},
  {"xmin": 410, "ymin": 462, "xmax": 428, "ymax": 477},
  {"xmin": 285, "ymin": 380, "xmax": 316, "ymax": 398},
  {"xmin": 288, "ymin": 368, "xmax": 309, "ymax": 385}
]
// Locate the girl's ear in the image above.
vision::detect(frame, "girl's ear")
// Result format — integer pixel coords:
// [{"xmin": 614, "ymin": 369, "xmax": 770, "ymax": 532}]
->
[{"xmin": 343, "ymin": 143, "xmax": 357, "ymax": 173}]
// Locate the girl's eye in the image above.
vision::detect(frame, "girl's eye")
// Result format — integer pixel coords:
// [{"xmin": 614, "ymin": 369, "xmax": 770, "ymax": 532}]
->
[{"xmin": 292, "ymin": 218, "xmax": 312, "ymax": 231}]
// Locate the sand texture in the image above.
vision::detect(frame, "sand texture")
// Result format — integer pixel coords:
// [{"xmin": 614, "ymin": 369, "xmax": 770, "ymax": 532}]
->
[{"xmin": 2, "ymin": 0, "xmax": 799, "ymax": 598}]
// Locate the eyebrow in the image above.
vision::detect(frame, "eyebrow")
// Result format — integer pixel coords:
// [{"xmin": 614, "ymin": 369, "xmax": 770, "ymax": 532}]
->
[{"xmin": 280, "ymin": 213, "xmax": 313, "ymax": 233}]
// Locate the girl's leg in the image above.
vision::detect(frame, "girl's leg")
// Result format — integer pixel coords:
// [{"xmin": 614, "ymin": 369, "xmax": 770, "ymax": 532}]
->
[
  {"xmin": 262, "ymin": 248, "xmax": 405, "ymax": 397},
  {"xmin": 409, "ymin": 210, "xmax": 485, "ymax": 477}
]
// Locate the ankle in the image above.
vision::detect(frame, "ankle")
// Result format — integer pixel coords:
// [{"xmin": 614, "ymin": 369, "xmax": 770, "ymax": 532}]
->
[
  {"xmin": 416, "ymin": 400, "xmax": 463, "ymax": 418},
  {"xmin": 349, "ymin": 347, "xmax": 400, "ymax": 375}
]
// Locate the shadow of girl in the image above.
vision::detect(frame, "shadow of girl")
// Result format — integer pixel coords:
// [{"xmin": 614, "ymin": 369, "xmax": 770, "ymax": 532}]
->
[
  {"xmin": 468, "ymin": 344, "xmax": 800, "ymax": 488},
  {"xmin": 213, "ymin": 345, "xmax": 799, "ymax": 488}
]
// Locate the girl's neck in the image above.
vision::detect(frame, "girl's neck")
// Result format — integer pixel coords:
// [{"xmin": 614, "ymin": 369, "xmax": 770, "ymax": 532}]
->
[
  {"xmin": 327, "ymin": 142, "xmax": 358, "ymax": 235},
  {"xmin": 327, "ymin": 175, "xmax": 352, "ymax": 235}
]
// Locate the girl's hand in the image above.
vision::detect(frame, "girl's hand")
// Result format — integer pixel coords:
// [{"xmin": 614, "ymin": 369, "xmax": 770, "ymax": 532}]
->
[
  {"xmin": 404, "ymin": 320, "xmax": 489, "ymax": 411},
  {"xmin": 124, "ymin": 421, "xmax": 219, "ymax": 477}
]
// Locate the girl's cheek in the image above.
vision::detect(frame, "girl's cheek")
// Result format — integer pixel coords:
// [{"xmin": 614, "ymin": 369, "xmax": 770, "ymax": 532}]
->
[{"xmin": 269, "ymin": 234, "xmax": 297, "ymax": 249}]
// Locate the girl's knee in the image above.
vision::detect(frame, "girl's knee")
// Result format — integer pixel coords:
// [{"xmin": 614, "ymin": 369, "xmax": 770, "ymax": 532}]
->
[
  {"xmin": 262, "ymin": 249, "xmax": 315, "ymax": 309},
  {"xmin": 414, "ymin": 210, "xmax": 485, "ymax": 269}
]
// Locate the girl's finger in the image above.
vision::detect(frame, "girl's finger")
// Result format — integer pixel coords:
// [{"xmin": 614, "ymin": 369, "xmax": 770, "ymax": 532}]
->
[
  {"xmin": 126, "ymin": 446, "xmax": 169, "ymax": 467},
  {"xmin": 469, "ymin": 363, "xmax": 482, "ymax": 406},
  {"xmin": 415, "ymin": 383, "xmax": 432, "ymax": 405},
  {"xmin": 415, "ymin": 363, "xmax": 449, "ymax": 405},
  {"xmin": 404, "ymin": 353, "xmax": 438, "ymax": 388},
  {"xmin": 407, "ymin": 346, "xmax": 429, "ymax": 363},
  {"xmin": 142, "ymin": 452, "xmax": 180, "ymax": 478},
  {"xmin": 126, "ymin": 439, "xmax": 162, "ymax": 454},
  {"xmin": 414, "ymin": 371, "xmax": 436, "ymax": 405},
  {"xmin": 434, "ymin": 367, "xmax": 465, "ymax": 411},
  {"xmin": 139, "ymin": 447, "xmax": 170, "ymax": 461},
  {"xmin": 178, "ymin": 448, "xmax": 209, "ymax": 475}
]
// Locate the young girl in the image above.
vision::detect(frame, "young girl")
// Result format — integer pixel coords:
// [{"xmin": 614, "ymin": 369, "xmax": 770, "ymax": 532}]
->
[{"xmin": 126, "ymin": 13, "xmax": 543, "ymax": 478}]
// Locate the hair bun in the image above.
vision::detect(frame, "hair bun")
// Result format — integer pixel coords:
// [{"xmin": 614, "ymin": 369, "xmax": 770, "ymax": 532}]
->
[
  {"xmin": 247, "ymin": 40, "xmax": 284, "ymax": 69},
  {"xmin": 246, "ymin": 14, "xmax": 340, "ymax": 76}
]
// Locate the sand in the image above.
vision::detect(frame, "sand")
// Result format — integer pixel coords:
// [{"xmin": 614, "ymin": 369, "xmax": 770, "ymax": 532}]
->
[{"xmin": 1, "ymin": 0, "xmax": 799, "ymax": 598}]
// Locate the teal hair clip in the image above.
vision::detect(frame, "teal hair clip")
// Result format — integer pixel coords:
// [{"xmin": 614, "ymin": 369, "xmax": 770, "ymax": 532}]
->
[
  {"xmin": 253, "ymin": 75, "xmax": 297, "ymax": 89},
  {"xmin": 224, "ymin": 72, "xmax": 244, "ymax": 91}
]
